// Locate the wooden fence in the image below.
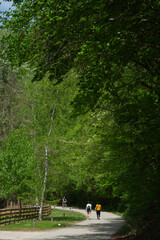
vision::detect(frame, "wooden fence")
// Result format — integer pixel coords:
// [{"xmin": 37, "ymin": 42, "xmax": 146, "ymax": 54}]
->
[{"xmin": 0, "ymin": 205, "xmax": 51, "ymax": 225}]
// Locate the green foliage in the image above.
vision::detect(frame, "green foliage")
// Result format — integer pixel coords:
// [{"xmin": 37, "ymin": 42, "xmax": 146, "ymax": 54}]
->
[{"xmin": 0, "ymin": 126, "xmax": 35, "ymax": 199}]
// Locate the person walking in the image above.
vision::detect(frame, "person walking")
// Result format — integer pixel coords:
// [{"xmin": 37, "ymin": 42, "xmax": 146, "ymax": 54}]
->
[
  {"xmin": 95, "ymin": 203, "xmax": 101, "ymax": 219},
  {"xmin": 62, "ymin": 196, "xmax": 67, "ymax": 208},
  {"xmin": 86, "ymin": 201, "xmax": 92, "ymax": 220}
]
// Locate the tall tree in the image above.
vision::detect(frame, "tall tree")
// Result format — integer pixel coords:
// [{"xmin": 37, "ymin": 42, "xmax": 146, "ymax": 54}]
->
[{"xmin": 38, "ymin": 90, "xmax": 58, "ymax": 220}]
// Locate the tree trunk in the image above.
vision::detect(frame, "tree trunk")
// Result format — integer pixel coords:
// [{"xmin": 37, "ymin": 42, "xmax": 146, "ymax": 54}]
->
[
  {"xmin": 38, "ymin": 91, "xmax": 58, "ymax": 221},
  {"xmin": 38, "ymin": 146, "xmax": 48, "ymax": 220}
]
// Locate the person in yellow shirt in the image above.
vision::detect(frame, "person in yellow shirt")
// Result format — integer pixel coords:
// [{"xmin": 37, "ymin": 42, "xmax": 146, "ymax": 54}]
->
[{"xmin": 95, "ymin": 203, "xmax": 101, "ymax": 219}]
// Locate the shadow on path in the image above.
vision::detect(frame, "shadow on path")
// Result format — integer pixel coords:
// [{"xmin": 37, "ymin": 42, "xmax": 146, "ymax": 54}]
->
[{"xmin": 27, "ymin": 217, "xmax": 124, "ymax": 240}]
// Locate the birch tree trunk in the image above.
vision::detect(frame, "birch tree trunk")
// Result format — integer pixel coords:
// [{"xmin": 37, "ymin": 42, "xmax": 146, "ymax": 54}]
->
[{"xmin": 38, "ymin": 91, "xmax": 58, "ymax": 221}]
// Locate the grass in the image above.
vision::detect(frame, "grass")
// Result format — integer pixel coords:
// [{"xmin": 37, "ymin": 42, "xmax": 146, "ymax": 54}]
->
[{"xmin": 0, "ymin": 208, "xmax": 86, "ymax": 231}]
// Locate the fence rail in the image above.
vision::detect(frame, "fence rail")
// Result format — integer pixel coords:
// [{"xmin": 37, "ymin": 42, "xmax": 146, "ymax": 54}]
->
[{"xmin": 0, "ymin": 205, "xmax": 51, "ymax": 225}]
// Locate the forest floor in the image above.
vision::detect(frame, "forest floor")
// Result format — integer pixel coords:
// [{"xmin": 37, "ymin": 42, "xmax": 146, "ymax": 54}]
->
[{"xmin": 111, "ymin": 230, "xmax": 136, "ymax": 240}]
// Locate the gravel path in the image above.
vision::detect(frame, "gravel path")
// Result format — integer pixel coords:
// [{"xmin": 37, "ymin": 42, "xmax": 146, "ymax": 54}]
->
[{"xmin": 0, "ymin": 207, "xmax": 124, "ymax": 240}]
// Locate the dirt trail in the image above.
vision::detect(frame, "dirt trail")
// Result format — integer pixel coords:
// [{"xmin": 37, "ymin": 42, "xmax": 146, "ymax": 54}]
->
[{"xmin": 0, "ymin": 206, "xmax": 124, "ymax": 240}]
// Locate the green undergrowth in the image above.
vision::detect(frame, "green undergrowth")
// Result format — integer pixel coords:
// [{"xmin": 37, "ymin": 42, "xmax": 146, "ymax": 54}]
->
[
  {"xmin": 118, "ymin": 223, "xmax": 133, "ymax": 235},
  {"xmin": 0, "ymin": 209, "xmax": 86, "ymax": 231}
]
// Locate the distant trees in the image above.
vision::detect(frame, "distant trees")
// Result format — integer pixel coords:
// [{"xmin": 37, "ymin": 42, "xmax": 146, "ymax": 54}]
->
[
  {"xmin": 0, "ymin": 127, "xmax": 35, "ymax": 201},
  {"xmin": 0, "ymin": 59, "xmax": 19, "ymax": 143}
]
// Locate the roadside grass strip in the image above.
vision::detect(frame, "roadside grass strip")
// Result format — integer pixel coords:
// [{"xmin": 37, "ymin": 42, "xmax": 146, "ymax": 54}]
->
[{"xmin": 0, "ymin": 209, "xmax": 86, "ymax": 231}]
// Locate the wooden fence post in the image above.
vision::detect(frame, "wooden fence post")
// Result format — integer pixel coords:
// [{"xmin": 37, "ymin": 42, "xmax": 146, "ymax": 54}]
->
[
  {"xmin": 10, "ymin": 209, "xmax": 12, "ymax": 224},
  {"xmin": 33, "ymin": 219, "xmax": 36, "ymax": 229}
]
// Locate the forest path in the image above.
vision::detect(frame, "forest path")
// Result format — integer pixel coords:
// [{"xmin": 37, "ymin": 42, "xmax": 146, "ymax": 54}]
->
[{"xmin": 0, "ymin": 206, "xmax": 124, "ymax": 240}]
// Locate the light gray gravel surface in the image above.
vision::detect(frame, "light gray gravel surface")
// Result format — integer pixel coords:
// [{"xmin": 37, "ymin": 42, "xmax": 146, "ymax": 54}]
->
[{"xmin": 0, "ymin": 206, "xmax": 124, "ymax": 240}]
